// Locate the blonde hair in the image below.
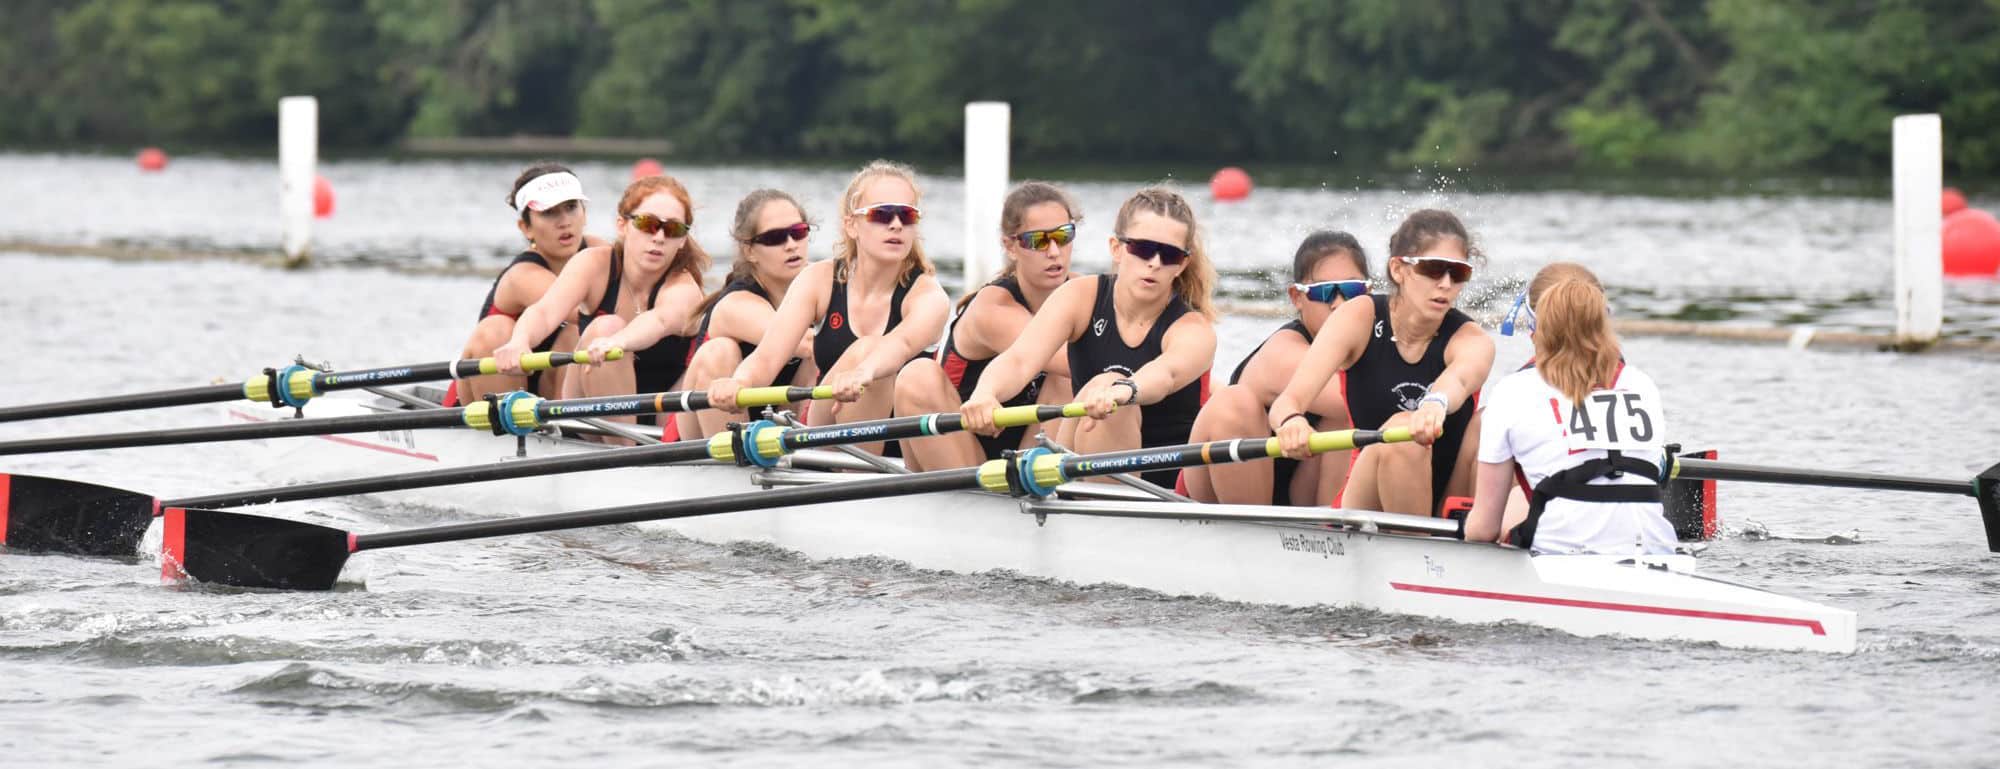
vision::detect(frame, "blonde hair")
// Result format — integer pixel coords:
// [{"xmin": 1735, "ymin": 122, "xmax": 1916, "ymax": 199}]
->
[
  {"xmin": 1112, "ymin": 186, "xmax": 1216, "ymax": 320},
  {"xmin": 835, "ymin": 160, "xmax": 933, "ymax": 286},
  {"xmin": 1528, "ymin": 262, "xmax": 1619, "ymax": 404},
  {"xmin": 956, "ymin": 181, "xmax": 1082, "ymax": 312},
  {"xmin": 616, "ymin": 175, "xmax": 710, "ymax": 284}
]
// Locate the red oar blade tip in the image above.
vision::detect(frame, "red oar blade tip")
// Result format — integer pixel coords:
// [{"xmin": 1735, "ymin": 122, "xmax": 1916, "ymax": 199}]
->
[
  {"xmin": 0, "ymin": 473, "xmax": 158, "ymax": 556},
  {"xmin": 161, "ymin": 507, "xmax": 354, "ymax": 591}
]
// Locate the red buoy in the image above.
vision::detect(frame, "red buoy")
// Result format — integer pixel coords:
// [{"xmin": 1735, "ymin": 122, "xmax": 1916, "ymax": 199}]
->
[
  {"xmin": 1209, "ymin": 167, "xmax": 1252, "ymax": 201},
  {"xmin": 1944, "ymin": 187, "xmax": 1968, "ymax": 216},
  {"xmin": 1943, "ymin": 207, "xmax": 2000, "ymax": 277},
  {"xmin": 313, "ymin": 175, "xmax": 335, "ymax": 219},
  {"xmin": 631, "ymin": 158, "xmax": 664, "ymax": 181},
  {"xmin": 136, "ymin": 147, "xmax": 168, "ymax": 172}
]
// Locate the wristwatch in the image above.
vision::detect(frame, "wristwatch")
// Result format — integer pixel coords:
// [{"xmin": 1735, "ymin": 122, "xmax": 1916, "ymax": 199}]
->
[{"xmin": 1110, "ymin": 378, "xmax": 1140, "ymax": 406}]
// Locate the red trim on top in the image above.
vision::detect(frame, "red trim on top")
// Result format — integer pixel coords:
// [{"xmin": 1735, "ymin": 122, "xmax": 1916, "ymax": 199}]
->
[
  {"xmin": 0, "ymin": 473, "xmax": 11, "ymax": 545},
  {"xmin": 483, "ymin": 307, "xmax": 521, "ymax": 321},
  {"xmin": 685, "ymin": 333, "xmax": 710, "ymax": 365},
  {"xmin": 1389, "ymin": 582, "xmax": 1827, "ymax": 636},
  {"xmin": 161, "ymin": 507, "xmax": 188, "ymax": 583},
  {"xmin": 226, "ymin": 410, "xmax": 441, "ymax": 462},
  {"xmin": 941, "ymin": 350, "xmax": 970, "ymax": 389},
  {"xmin": 1197, "ymin": 370, "xmax": 1212, "ymax": 405}
]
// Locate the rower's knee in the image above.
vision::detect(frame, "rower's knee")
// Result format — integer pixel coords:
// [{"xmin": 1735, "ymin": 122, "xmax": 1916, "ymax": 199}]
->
[
  {"xmin": 1190, "ymin": 384, "xmax": 1264, "ymax": 441},
  {"xmin": 578, "ymin": 314, "xmax": 626, "ymax": 343},
  {"xmin": 462, "ymin": 315, "xmax": 514, "ymax": 358},
  {"xmin": 1372, "ymin": 411, "xmax": 1430, "ymax": 464},
  {"xmin": 683, "ymin": 340, "xmax": 742, "ymax": 386},
  {"xmin": 893, "ymin": 358, "xmax": 951, "ymax": 412}
]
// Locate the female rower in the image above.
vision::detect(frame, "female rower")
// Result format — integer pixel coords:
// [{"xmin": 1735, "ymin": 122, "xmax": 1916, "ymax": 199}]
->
[
  {"xmin": 1183, "ymin": 231, "xmax": 1367, "ymax": 505},
  {"xmin": 1270, "ymin": 209, "xmax": 1494, "ymax": 516},
  {"xmin": 706, "ymin": 160, "xmax": 949, "ymax": 454},
  {"xmin": 892, "ymin": 181, "xmax": 1080, "ymax": 469},
  {"xmin": 1464, "ymin": 263, "xmax": 1676, "ymax": 553},
  {"xmin": 961, "ymin": 186, "xmax": 1217, "ymax": 489},
  {"xmin": 671, "ymin": 189, "xmax": 820, "ymax": 441},
  {"xmin": 455, "ymin": 163, "xmax": 604, "ymax": 404},
  {"xmin": 493, "ymin": 175, "xmax": 709, "ymax": 431}
]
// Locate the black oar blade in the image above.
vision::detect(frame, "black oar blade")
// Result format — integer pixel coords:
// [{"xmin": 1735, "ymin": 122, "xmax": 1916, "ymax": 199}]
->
[
  {"xmin": 1, "ymin": 474, "xmax": 157, "ymax": 556},
  {"xmin": 163, "ymin": 507, "xmax": 351, "ymax": 590},
  {"xmin": 1979, "ymin": 462, "xmax": 2000, "ymax": 553}
]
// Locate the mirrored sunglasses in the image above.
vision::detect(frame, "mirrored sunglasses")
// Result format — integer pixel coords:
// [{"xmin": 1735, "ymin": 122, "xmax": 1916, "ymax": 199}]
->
[
  {"xmin": 746, "ymin": 222, "xmax": 812, "ymax": 247},
  {"xmin": 853, "ymin": 204, "xmax": 921, "ymax": 226},
  {"xmin": 628, "ymin": 213, "xmax": 689, "ymax": 238},
  {"xmin": 1012, "ymin": 222, "xmax": 1077, "ymax": 250},
  {"xmin": 1294, "ymin": 280, "xmax": 1369, "ymax": 304},
  {"xmin": 1397, "ymin": 255, "xmax": 1473, "ymax": 283}
]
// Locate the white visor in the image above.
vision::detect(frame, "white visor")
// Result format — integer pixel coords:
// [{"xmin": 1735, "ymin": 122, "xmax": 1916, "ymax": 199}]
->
[{"xmin": 514, "ymin": 172, "xmax": 589, "ymax": 214}]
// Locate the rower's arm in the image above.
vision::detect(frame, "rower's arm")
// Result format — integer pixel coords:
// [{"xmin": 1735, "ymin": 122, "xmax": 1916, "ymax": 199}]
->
[
  {"xmin": 505, "ymin": 247, "xmax": 603, "ymax": 349},
  {"xmin": 1129, "ymin": 314, "xmax": 1215, "ymax": 405},
  {"xmin": 1236, "ymin": 332, "xmax": 1306, "ymax": 407},
  {"xmin": 971, "ymin": 278, "xmax": 1090, "ymax": 403},
  {"xmin": 1465, "ymin": 459, "xmax": 1517, "ymax": 544},
  {"xmin": 733, "ymin": 262, "xmax": 828, "ymax": 386},
  {"xmin": 958, "ymin": 287, "xmax": 1031, "ymax": 358},
  {"xmin": 855, "ymin": 274, "xmax": 949, "ymax": 379},
  {"xmin": 605, "ymin": 275, "xmax": 703, "ymax": 350},
  {"xmin": 492, "ymin": 263, "xmax": 558, "ymax": 317},
  {"xmin": 1268, "ymin": 297, "xmax": 1369, "ymax": 431},
  {"xmin": 707, "ymin": 291, "xmax": 774, "ymax": 348},
  {"xmin": 1425, "ymin": 322, "xmax": 1496, "ymax": 413}
]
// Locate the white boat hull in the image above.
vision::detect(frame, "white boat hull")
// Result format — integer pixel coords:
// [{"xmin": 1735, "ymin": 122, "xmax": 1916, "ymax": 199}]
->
[{"xmin": 225, "ymin": 398, "xmax": 1857, "ymax": 653}]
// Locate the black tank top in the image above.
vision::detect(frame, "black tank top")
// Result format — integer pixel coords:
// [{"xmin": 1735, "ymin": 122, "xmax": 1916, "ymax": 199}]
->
[
  {"xmin": 941, "ymin": 277, "xmax": 1043, "ymax": 406},
  {"xmin": 478, "ymin": 251, "xmax": 566, "ymax": 355},
  {"xmin": 1229, "ymin": 319, "xmax": 1311, "ymax": 385},
  {"xmin": 585, "ymin": 247, "xmax": 692, "ymax": 395},
  {"xmin": 693, "ymin": 278, "xmax": 803, "ymax": 386},
  {"xmin": 812, "ymin": 264, "xmax": 916, "ymax": 373},
  {"xmin": 1342, "ymin": 294, "xmax": 1475, "ymax": 509},
  {"xmin": 1066, "ymin": 275, "xmax": 1210, "ymax": 485}
]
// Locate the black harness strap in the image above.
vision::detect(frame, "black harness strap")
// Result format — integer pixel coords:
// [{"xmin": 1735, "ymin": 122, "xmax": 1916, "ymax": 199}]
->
[{"xmin": 1509, "ymin": 453, "xmax": 1664, "ymax": 550}]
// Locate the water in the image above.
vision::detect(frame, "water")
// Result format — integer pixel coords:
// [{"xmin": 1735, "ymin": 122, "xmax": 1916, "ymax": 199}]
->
[{"xmin": 2, "ymin": 156, "xmax": 2000, "ymax": 766}]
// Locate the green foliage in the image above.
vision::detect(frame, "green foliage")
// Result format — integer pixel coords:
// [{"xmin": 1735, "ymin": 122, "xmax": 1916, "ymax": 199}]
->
[{"xmin": 4, "ymin": 0, "xmax": 1998, "ymax": 176}]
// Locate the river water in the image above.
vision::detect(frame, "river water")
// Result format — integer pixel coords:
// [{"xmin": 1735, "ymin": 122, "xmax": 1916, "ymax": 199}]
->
[{"xmin": 1, "ymin": 154, "xmax": 1998, "ymax": 766}]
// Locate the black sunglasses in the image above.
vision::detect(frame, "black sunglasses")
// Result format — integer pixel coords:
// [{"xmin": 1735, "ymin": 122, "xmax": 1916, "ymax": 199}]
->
[
  {"xmin": 1119, "ymin": 237, "xmax": 1190, "ymax": 266},
  {"xmin": 746, "ymin": 222, "xmax": 812, "ymax": 247}
]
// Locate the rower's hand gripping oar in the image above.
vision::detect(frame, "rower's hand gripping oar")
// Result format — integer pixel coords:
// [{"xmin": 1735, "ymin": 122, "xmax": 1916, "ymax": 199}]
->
[
  {"xmin": 1670, "ymin": 457, "xmax": 2000, "ymax": 552},
  {"xmin": 162, "ymin": 425, "xmax": 1412, "ymax": 590},
  {"xmin": 0, "ymin": 349, "xmax": 621, "ymax": 424},
  {"xmin": 0, "ymin": 385, "xmax": 829, "ymax": 556},
  {"xmin": 0, "ymin": 383, "xmax": 829, "ymax": 457}
]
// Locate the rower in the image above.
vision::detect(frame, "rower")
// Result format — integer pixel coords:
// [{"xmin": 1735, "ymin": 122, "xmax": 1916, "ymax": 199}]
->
[
  {"xmin": 493, "ymin": 175, "xmax": 709, "ymax": 436},
  {"xmin": 1269, "ymin": 210, "xmax": 1495, "ymax": 517},
  {"xmin": 1464, "ymin": 262, "xmax": 1677, "ymax": 554},
  {"xmin": 706, "ymin": 160, "xmax": 949, "ymax": 455},
  {"xmin": 671, "ymin": 189, "xmax": 820, "ymax": 441},
  {"xmin": 1183, "ymin": 231, "xmax": 1366, "ymax": 505},
  {"xmin": 892, "ymin": 181, "xmax": 1080, "ymax": 469},
  {"xmin": 453, "ymin": 163, "xmax": 605, "ymax": 404},
  {"xmin": 960, "ymin": 186, "xmax": 1217, "ymax": 489}
]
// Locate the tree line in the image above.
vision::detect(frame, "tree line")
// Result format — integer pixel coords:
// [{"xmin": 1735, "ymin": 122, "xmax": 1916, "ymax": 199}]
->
[{"xmin": 4, "ymin": 0, "xmax": 1996, "ymax": 175}]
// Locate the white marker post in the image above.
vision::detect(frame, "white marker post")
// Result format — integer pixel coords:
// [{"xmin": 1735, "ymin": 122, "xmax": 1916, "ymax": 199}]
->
[
  {"xmin": 964, "ymin": 102, "xmax": 1011, "ymax": 290},
  {"xmin": 279, "ymin": 96, "xmax": 319, "ymax": 268},
  {"xmin": 1892, "ymin": 114, "xmax": 1942, "ymax": 350}
]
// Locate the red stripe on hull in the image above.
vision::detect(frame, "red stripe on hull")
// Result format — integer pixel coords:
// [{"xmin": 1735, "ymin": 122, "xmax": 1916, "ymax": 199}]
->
[
  {"xmin": 226, "ymin": 410, "xmax": 440, "ymax": 462},
  {"xmin": 1389, "ymin": 581, "xmax": 1827, "ymax": 636},
  {"xmin": 0, "ymin": 473, "xmax": 11, "ymax": 545}
]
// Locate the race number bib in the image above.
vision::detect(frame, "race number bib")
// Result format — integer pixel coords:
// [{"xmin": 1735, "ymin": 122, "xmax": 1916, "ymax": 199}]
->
[{"xmin": 1559, "ymin": 389, "xmax": 1662, "ymax": 452}]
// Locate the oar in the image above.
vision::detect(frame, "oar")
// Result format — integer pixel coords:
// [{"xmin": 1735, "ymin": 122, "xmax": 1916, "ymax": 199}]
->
[
  {"xmin": 1671, "ymin": 457, "xmax": 2000, "ymax": 552},
  {"xmin": 0, "ymin": 402, "xmax": 1077, "ymax": 557},
  {"xmin": 164, "ymin": 426, "xmax": 1411, "ymax": 590},
  {"xmin": 0, "ymin": 384, "xmax": 831, "ymax": 457},
  {"xmin": 0, "ymin": 350, "xmax": 620, "ymax": 424}
]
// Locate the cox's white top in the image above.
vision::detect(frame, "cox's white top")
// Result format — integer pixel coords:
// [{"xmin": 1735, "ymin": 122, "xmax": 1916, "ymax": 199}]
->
[{"xmin": 1478, "ymin": 361, "xmax": 1679, "ymax": 555}]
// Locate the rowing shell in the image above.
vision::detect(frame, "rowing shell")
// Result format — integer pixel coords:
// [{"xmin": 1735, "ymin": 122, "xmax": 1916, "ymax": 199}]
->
[{"xmin": 221, "ymin": 391, "xmax": 1857, "ymax": 653}]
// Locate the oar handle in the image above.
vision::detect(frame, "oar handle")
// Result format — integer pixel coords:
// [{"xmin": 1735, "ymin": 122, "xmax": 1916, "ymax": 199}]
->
[
  {"xmin": 720, "ymin": 402, "xmax": 1087, "ymax": 463},
  {"xmin": 465, "ymin": 385, "xmax": 832, "ymax": 436},
  {"xmin": 978, "ymin": 427, "xmax": 1414, "ymax": 495},
  {"xmin": 0, "ymin": 382, "xmax": 246, "ymax": 423}
]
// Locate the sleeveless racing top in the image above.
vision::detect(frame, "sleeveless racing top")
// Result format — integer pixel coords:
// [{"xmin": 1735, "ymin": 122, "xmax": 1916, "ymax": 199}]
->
[
  {"xmin": 812, "ymin": 264, "xmax": 917, "ymax": 373},
  {"xmin": 1066, "ymin": 275, "xmax": 1210, "ymax": 487},
  {"xmin": 692, "ymin": 278, "xmax": 804, "ymax": 387},
  {"xmin": 942, "ymin": 277, "xmax": 1044, "ymax": 406},
  {"xmin": 1341, "ymin": 294, "xmax": 1475, "ymax": 512},
  {"xmin": 584, "ymin": 247, "xmax": 692, "ymax": 398},
  {"xmin": 478, "ymin": 250, "xmax": 567, "ymax": 355}
]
